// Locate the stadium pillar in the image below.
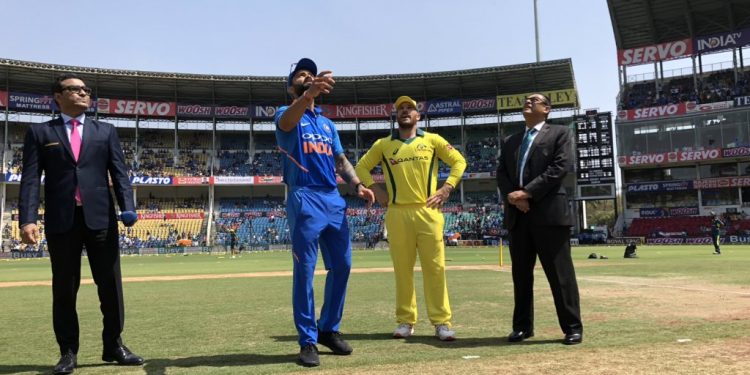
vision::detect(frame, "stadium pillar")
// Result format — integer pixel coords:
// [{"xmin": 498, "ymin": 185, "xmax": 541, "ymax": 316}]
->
[
  {"xmin": 692, "ymin": 56, "xmax": 698, "ymax": 93},
  {"xmin": 581, "ymin": 200, "xmax": 588, "ymax": 230},
  {"xmin": 740, "ymin": 47, "xmax": 745, "ymax": 70},
  {"xmin": 0, "ymin": 184, "xmax": 5, "ymax": 245},
  {"xmin": 134, "ymin": 116, "xmax": 140, "ymax": 167},
  {"xmin": 207, "ymin": 184, "xmax": 214, "ymax": 246},
  {"xmin": 174, "ymin": 117, "xmax": 179, "ymax": 167},
  {"xmin": 355, "ymin": 118, "xmax": 360, "ymax": 162},
  {"xmin": 534, "ymin": 0, "xmax": 540, "ymax": 62},
  {"xmin": 733, "ymin": 47, "xmax": 739, "ymax": 83}
]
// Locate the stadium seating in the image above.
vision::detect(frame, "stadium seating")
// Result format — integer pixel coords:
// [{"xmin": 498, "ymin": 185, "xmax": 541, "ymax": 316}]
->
[
  {"xmin": 626, "ymin": 216, "xmax": 712, "ymax": 237},
  {"xmin": 619, "ymin": 68, "xmax": 750, "ymax": 110}
]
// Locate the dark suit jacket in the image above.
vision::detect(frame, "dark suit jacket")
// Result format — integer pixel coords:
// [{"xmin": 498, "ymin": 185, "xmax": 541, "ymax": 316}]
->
[
  {"xmin": 497, "ymin": 122, "xmax": 573, "ymax": 230},
  {"xmin": 19, "ymin": 117, "xmax": 135, "ymax": 234}
]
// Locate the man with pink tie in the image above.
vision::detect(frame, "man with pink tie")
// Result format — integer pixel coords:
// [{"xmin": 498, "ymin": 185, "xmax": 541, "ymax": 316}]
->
[{"xmin": 19, "ymin": 73, "xmax": 142, "ymax": 374}]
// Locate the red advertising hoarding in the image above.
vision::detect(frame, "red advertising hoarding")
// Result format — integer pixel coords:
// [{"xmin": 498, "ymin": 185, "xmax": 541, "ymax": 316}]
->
[
  {"xmin": 693, "ymin": 177, "xmax": 750, "ymax": 189},
  {"xmin": 618, "ymin": 38, "xmax": 693, "ymax": 66},
  {"xmin": 98, "ymin": 98, "xmax": 176, "ymax": 117},
  {"xmin": 616, "ymin": 103, "xmax": 687, "ymax": 121},
  {"xmin": 685, "ymin": 101, "xmax": 733, "ymax": 113},
  {"xmin": 173, "ymin": 176, "xmax": 210, "ymax": 185},
  {"xmin": 618, "ymin": 148, "xmax": 722, "ymax": 166},
  {"xmin": 254, "ymin": 176, "xmax": 283, "ymax": 184},
  {"xmin": 319, "ymin": 104, "xmax": 392, "ymax": 119},
  {"xmin": 0, "ymin": 90, "xmax": 7, "ymax": 108},
  {"xmin": 138, "ymin": 212, "xmax": 204, "ymax": 220}
]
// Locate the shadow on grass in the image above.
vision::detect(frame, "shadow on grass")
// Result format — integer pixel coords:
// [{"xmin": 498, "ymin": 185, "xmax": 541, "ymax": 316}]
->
[
  {"xmin": 0, "ymin": 364, "xmax": 48, "ymax": 375},
  {"xmin": 271, "ymin": 333, "xmax": 563, "ymax": 348},
  {"xmin": 0, "ymin": 363, "xmax": 119, "ymax": 375},
  {"xmin": 142, "ymin": 353, "xmax": 297, "ymax": 375},
  {"xmin": 1, "ymin": 353, "xmax": 308, "ymax": 375}
]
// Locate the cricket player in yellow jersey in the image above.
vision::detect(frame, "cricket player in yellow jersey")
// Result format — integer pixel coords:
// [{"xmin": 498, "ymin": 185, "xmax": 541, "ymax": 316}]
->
[{"xmin": 355, "ymin": 95, "xmax": 466, "ymax": 341}]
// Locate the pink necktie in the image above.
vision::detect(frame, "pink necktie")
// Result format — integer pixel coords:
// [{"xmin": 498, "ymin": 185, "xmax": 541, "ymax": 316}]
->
[{"xmin": 70, "ymin": 119, "xmax": 82, "ymax": 204}]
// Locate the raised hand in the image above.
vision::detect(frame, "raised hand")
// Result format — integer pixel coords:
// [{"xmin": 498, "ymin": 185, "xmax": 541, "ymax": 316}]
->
[{"xmin": 304, "ymin": 70, "xmax": 335, "ymax": 98}]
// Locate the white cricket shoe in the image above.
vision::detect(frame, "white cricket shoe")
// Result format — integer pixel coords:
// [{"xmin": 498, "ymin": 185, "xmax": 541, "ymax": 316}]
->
[
  {"xmin": 435, "ymin": 324, "xmax": 456, "ymax": 341},
  {"xmin": 392, "ymin": 323, "xmax": 414, "ymax": 338}
]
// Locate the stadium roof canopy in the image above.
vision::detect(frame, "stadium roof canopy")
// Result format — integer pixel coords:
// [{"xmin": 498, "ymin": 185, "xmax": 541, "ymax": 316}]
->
[
  {"xmin": 0, "ymin": 57, "xmax": 576, "ymax": 110},
  {"xmin": 608, "ymin": 0, "xmax": 750, "ymax": 50}
]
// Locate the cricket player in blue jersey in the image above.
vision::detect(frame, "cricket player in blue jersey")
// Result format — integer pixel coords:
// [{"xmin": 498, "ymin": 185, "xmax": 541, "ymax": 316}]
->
[{"xmin": 275, "ymin": 58, "xmax": 375, "ymax": 367}]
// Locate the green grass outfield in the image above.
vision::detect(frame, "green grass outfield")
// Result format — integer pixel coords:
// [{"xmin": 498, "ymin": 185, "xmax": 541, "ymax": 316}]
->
[{"xmin": 1, "ymin": 245, "xmax": 749, "ymax": 374}]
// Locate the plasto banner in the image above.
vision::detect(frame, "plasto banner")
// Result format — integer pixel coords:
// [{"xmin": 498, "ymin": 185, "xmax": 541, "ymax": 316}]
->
[
  {"xmin": 626, "ymin": 181, "xmax": 693, "ymax": 193},
  {"xmin": 130, "ymin": 176, "xmax": 173, "ymax": 185},
  {"xmin": 618, "ymin": 38, "xmax": 693, "ymax": 66},
  {"xmin": 98, "ymin": 98, "xmax": 176, "ymax": 117},
  {"xmin": 496, "ymin": 89, "xmax": 577, "ymax": 111},
  {"xmin": 6, "ymin": 173, "xmax": 45, "ymax": 184}
]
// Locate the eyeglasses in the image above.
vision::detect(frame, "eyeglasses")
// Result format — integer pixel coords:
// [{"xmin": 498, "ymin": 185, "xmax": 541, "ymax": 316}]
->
[
  {"xmin": 525, "ymin": 97, "xmax": 548, "ymax": 105},
  {"xmin": 61, "ymin": 85, "xmax": 92, "ymax": 96}
]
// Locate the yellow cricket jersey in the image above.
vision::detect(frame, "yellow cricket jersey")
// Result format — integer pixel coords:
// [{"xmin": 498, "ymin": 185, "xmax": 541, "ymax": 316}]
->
[{"xmin": 355, "ymin": 129, "xmax": 466, "ymax": 205}]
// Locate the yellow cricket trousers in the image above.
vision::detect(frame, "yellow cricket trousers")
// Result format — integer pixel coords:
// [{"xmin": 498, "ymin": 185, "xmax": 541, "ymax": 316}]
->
[{"xmin": 385, "ymin": 204, "xmax": 452, "ymax": 326}]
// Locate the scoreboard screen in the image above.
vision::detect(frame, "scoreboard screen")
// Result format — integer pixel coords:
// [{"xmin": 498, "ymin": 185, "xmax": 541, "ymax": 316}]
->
[{"xmin": 574, "ymin": 111, "xmax": 615, "ymax": 185}]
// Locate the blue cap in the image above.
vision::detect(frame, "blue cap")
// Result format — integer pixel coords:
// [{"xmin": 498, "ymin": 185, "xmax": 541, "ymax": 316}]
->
[{"xmin": 287, "ymin": 58, "xmax": 317, "ymax": 87}]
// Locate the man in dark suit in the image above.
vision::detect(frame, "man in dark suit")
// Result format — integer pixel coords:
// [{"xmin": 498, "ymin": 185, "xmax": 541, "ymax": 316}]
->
[
  {"xmin": 19, "ymin": 73, "xmax": 144, "ymax": 374},
  {"xmin": 496, "ymin": 93, "xmax": 583, "ymax": 345}
]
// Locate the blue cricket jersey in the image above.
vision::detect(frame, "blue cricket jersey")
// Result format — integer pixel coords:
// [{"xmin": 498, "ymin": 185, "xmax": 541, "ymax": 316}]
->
[{"xmin": 275, "ymin": 106, "xmax": 344, "ymax": 189}]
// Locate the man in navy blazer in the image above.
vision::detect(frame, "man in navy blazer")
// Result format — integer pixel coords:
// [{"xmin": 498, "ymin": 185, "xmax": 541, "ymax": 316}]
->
[
  {"xmin": 496, "ymin": 93, "xmax": 583, "ymax": 346},
  {"xmin": 19, "ymin": 73, "xmax": 143, "ymax": 374}
]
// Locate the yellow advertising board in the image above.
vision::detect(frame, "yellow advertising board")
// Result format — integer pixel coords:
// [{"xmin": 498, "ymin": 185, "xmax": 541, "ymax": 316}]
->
[{"xmin": 496, "ymin": 89, "xmax": 578, "ymax": 111}]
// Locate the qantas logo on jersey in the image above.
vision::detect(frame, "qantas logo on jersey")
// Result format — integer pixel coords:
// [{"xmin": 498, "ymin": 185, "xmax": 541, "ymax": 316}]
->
[
  {"xmin": 302, "ymin": 132, "xmax": 333, "ymax": 156},
  {"xmin": 389, "ymin": 155, "xmax": 429, "ymax": 165}
]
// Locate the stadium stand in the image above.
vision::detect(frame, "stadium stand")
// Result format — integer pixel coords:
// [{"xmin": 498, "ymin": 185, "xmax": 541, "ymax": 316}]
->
[{"xmin": 619, "ymin": 68, "xmax": 750, "ymax": 110}]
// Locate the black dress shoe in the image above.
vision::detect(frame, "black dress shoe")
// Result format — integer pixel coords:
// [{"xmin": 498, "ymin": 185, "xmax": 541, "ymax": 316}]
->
[
  {"xmin": 318, "ymin": 331, "xmax": 353, "ymax": 355},
  {"xmin": 563, "ymin": 332, "xmax": 583, "ymax": 345},
  {"xmin": 102, "ymin": 345, "xmax": 144, "ymax": 365},
  {"xmin": 507, "ymin": 330, "xmax": 534, "ymax": 342},
  {"xmin": 298, "ymin": 344, "xmax": 320, "ymax": 367},
  {"xmin": 53, "ymin": 350, "xmax": 77, "ymax": 375}
]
